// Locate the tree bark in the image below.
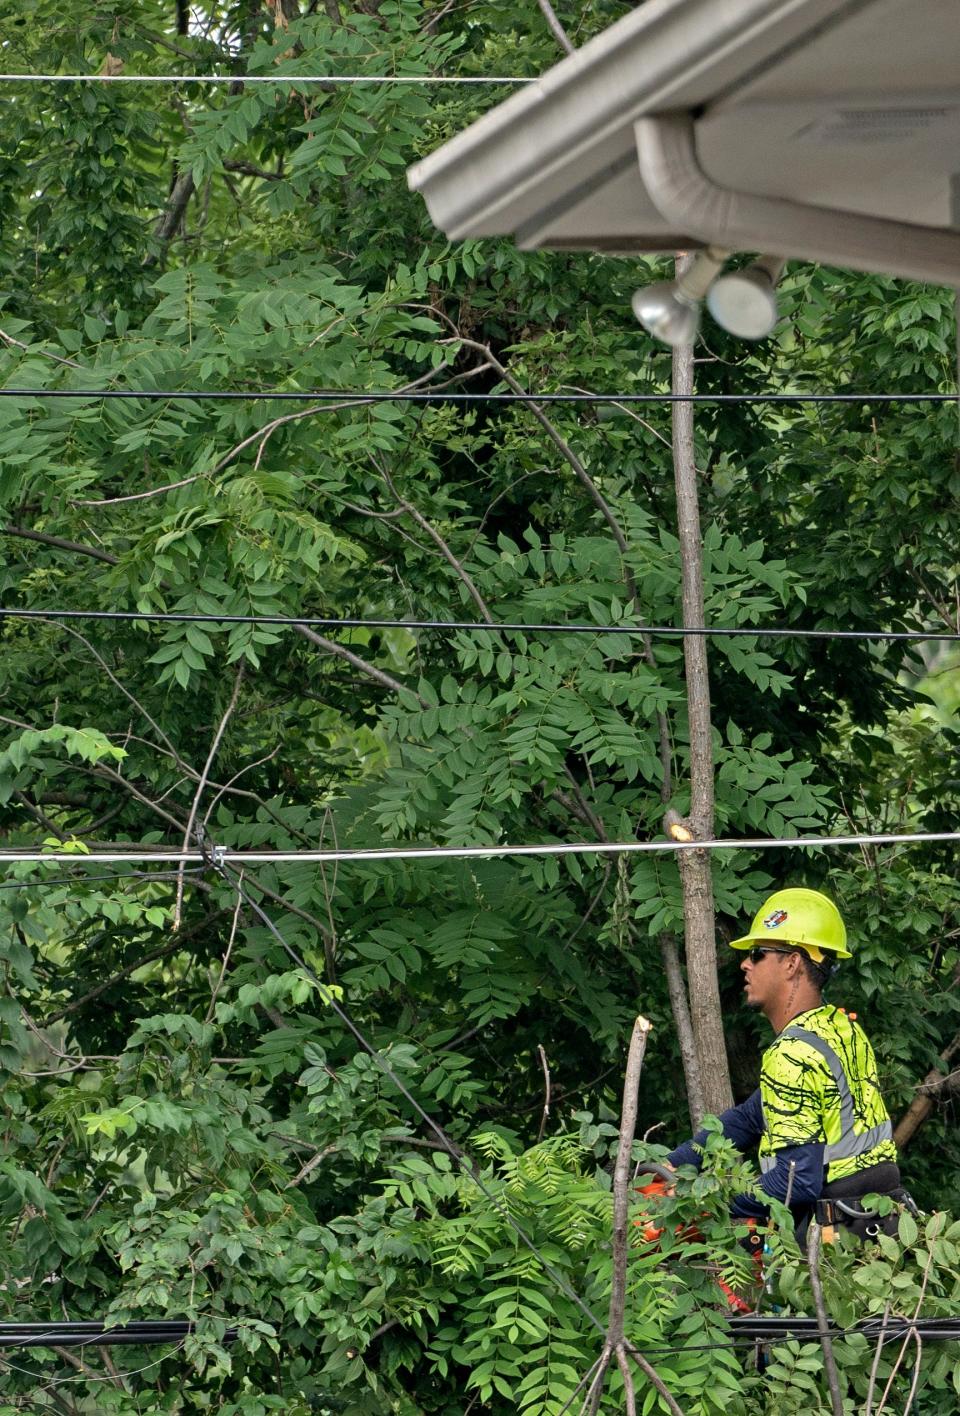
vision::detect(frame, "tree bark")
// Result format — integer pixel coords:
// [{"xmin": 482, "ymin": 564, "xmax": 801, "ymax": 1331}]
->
[
  {"xmin": 671, "ymin": 259, "xmax": 733, "ymax": 1118},
  {"xmin": 894, "ymin": 1025, "xmax": 960, "ymax": 1149},
  {"xmin": 657, "ymin": 933, "xmax": 705, "ymax": 1128}
]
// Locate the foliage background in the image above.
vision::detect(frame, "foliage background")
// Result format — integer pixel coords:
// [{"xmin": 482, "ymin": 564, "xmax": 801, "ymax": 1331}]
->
[{"xmin": 0, "ymin": 0, "xmax": 958, "ymax": 1410}]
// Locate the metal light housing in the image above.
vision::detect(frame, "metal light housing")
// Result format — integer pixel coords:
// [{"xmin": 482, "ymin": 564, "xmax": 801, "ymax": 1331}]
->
[
  {"xmin": 631, "ymin": 281, "xmax": 702, "ymax": 345},
  {"xmin": 631, "ymin": 246, "xmax": 729, "ymax": 347},
  {"xmin": 706, "ymin": 256, "xmax": 785, "ymax": 339}
]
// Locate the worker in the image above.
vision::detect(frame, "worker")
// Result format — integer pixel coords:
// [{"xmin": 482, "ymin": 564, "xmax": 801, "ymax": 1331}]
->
[{"xmin": 665, "ymin": 887, "xmax": 909, "ymax": 1238}]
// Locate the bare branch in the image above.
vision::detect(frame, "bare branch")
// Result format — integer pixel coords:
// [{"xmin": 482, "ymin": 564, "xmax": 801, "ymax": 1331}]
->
[
  {"xmin": 615, "ymin": 1343, "xmax": 638, "ymax": 1416},
  {"xmin": 609, "ymin": 1016, "xmax": 652, "ymax": 1348},
  {"xmin": 805, "ymin": 1223, "xmax": 844, "ymax": 1416},
  {"xmin": 375, "ymin": 457, "xmax": 500, "ymax": 629},
  {"xmin": 535, "ymin": 0, "xmax": 575, "ymax": 54},
  {"xmin": 285, "ymin": 1143, "xmax": 340, "ymax": 1189},
  {"xmin": 75, "ymin": 475, "xmax": 201, "ymax": 507},
  {"xmin": 145, "ymin": 170, "xmax": 195, "ymax": 264},
  {"xmin": 206, "ymin": 880, "xmax": 244, "ymax": 1023},
  {"xmin": 293, "ymin": 624, "xmax": 428, "ymax": 706},
  {"xmin": 174, "ymin": 664, "xmax": 245, "ymax": 929},
  {"xmin": 536, "ymin": 1043, "xmax": 551, "ymax": 1143},
  {"xmin": 3, "ymin": 524, "xmax": 118, "ymax": 564},
  {"xmin": 581, "ymin": 1015, "xmax": 684, "ymax": 1416},
  {"xmin": 0, "ymin": 327, "xmax": 82, "ymax": 369}
]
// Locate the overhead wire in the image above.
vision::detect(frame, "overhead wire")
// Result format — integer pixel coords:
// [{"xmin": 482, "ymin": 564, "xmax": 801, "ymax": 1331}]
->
[
  {"xmin": 0, "ymin": 866, "xmax": 206, "ymax": 890},
  {"xmin": 0, "ymin": 72, "xmax": 535, "ymax": 85},
  {"xmin": 1, "ymin": 831, "xmax": 958, "ymax": 868},
  {"xmin": 2, "ymin": 607, "xmax": 958, "ymax": 642},
  {"xmin": 0, "ymin": 388, "xmax": 954, "ymax": 404}
]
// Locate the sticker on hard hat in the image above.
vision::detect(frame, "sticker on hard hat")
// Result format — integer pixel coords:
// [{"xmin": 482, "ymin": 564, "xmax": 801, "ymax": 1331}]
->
[{"xmin": 763, "ymin": 909, "xmax": 788, "ymax": 929}]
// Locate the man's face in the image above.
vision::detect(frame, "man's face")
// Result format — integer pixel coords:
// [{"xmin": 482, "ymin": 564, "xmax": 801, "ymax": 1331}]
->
[{"xmin": 741, "ymin": 946, "xmax": 797, "ymax": 1011}]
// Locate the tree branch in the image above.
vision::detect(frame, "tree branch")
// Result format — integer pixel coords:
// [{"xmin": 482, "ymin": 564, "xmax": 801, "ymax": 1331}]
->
[
  {"xmin": 293, "ymin": 624, "xmax": 428, "ymax": 706},
  {"xmin": 374, "ymin": 457, "xmax": 501, "ymax": 630},
  {"xmin": 42, "ymin": 915, "xmax": 217, "ymax": 1025},
  {"xmin": 2, "ymin": 524, "xmax": 118, "ymax": 564},
  {"xmin": 0, "ymin": 327, "xmax": 82, "ymax": 369},
  {"xmin": 174, "ymin": 663, "xmax": 245, "ymax": 930},
  {"xmin": 806, "ymin": 1223, "xmax": 844, "ymax": 1416},
  {"xmin": 145, "ymin": 171, "xmax": 195, "ymax": 264},
  {"xmin": 535, "ymin": 0, "xmax": 575, "ymax": 54}
]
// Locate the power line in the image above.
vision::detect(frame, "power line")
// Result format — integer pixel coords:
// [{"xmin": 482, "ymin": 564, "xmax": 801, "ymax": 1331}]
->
[
  {"xmin": 1, "ymin": 831, "xmax": 957, "ymax": 868},
  {"xmin": 0, "ymin": 866, "xmax": 207, "ymax": 891},
  {"xmin": 3, "ymin": 606, "xmax": 958, "ymax": 642},
  {"xmin": 0, "ymin": 387, "xmax": 954, "ymax": 404},
  {"xmin": 0, "ymin": 72, "xmax": 534, "ymax": 85}
]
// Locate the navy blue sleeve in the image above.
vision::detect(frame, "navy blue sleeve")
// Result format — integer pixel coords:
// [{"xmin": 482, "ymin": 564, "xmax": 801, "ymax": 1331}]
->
[
  {"xmin": 729, "ymin": 1140, "xmax": 825, "ymax": 1218},
  {"xmin": 666, "ymin": 1089, "xmax": 765, "ymax": 1170}
]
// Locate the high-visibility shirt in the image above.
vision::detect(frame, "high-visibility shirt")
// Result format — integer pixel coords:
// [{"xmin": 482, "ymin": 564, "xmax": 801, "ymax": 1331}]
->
[{"xmin": 758, "ymin": 1005, "xmax": 896, "ymax": 1183}]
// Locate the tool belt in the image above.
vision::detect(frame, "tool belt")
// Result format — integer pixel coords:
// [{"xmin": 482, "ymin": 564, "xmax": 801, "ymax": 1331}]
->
[{"xmin": 815, "ymin": 1187, "xmax": 918, "ymax": 1242}]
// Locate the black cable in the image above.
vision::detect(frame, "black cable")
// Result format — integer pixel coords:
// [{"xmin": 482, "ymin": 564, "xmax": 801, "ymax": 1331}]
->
[
  {"xmin": 3, "ymin": 607, "xmax": 958, "ymax": 642},
  {"xmin": 0, "ymin": 866, "xmax": 207, "ymax": 891},
  {"xmin": 0, "ymin": 388, "xmax": 955, "ymax": 404}
]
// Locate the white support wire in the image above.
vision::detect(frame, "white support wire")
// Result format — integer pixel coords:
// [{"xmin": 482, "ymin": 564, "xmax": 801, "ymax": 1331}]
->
[
  {"xmin": 0, "ymin": 73, "xmax": 534, "ymax": 85},
  {"xmin": 1, "ymin": 829, "xmax": 957, "ymax": 867}
]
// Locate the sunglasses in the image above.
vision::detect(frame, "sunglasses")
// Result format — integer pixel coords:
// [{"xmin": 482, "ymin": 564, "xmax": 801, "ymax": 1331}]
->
[{"xmin": 745, "ymin": 945, "xmax": 797, "ymax": 965}]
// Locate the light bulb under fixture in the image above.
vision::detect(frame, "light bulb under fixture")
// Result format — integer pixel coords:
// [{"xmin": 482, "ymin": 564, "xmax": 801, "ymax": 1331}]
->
[
  {"xmin": 706, "ymin": 256, "xmax": 785, "ymax": 340},
  {"xmin": 631, "ymin": 246, "xmax": 729, "ymax": 348}
]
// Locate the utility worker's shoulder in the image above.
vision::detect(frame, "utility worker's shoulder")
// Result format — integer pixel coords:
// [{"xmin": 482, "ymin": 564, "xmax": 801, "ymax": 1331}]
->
[{"xmin": 761, "ymin": 1028, "xmax": 833, "ymax": 1084}]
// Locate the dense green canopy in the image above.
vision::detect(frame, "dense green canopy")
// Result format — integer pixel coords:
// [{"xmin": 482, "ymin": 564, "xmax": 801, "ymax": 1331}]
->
[{"xmin": 0, "ymin": 2, "xmax": 958, "ymax": 1411}]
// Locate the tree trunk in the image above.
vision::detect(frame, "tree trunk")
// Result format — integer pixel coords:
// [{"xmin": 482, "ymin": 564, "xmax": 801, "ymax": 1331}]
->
[
  {"xmin": 671, "ymin": 261, "xmax": 733, "ymax": 1118},
  {"xmin": 658, "ymin": 932, "xmax": 705, "ymax": 1128}
]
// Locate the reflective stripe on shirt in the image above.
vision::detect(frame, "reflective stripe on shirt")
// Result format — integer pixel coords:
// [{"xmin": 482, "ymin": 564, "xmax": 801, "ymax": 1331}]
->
[{"xmin": 779, "ymin": 1024, "xmax": 893, "ymax": 1164}]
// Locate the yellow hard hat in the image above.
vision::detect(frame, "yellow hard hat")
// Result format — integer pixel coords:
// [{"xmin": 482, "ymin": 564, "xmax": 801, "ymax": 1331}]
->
[{"xmin": 730, "ymin": 888, "xmax": 852, "ymax": 961}]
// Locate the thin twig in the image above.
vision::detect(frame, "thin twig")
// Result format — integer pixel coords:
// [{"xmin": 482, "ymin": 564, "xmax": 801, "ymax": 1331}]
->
[
  {"xmin": 536, "ymin": 1044, "xmax": 551, "ymax": 1143},
  {"xmin": 0, "ymin": 327, "xmax": 82, "ymax": 368},
  {"xmin": 874, "ymin": 1213, "xmax": 942, "ymax": 1416},
  {"xmin": 173, "ymin": 664, "xmax": 244, "ymax": 930},
  {"xmin": 375, "ymin": 455, "xmax": 502, "ymax": 631},
  {"xmin": 205, "ymin": 879, "xmax": 243, "ymax": 1022},
  {"xmin": 901, "ymin": 1329, "xmax": 924, "ymax": 1416},
  {"xmin": 556, "ymin": 1355, "xmax": 605, "ymax": 1416},
  {"xmin": 864, "ymin": 1301, "xmax": 891, "ymax": 1416},
  {"xmin": 581, "ymin": 1347, "xmax": 613, "ymax": 1416},
  {"xmin": 316, "ymin": 806, "xmax": 339, "ymax": 985},
  {"xmin": 209, "ymin": 362, "xmax": 486, "ymax": 481},
  {"xmin": 75, "ymin": 475, "xmax": 201, "ymax": 507},
  {"xmin": 285, "ymin": 1143, "xmax": 340, "ymax": 1189}
]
